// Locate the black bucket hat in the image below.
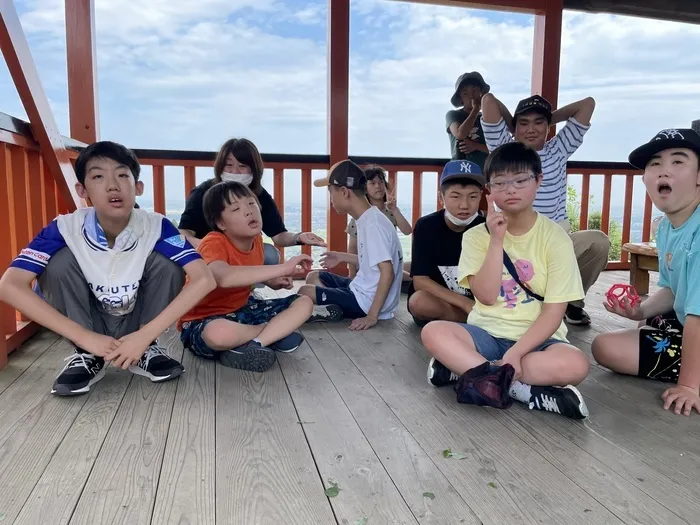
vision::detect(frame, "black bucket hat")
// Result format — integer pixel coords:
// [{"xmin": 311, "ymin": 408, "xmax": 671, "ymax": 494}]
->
[
  {"xmin": 628, "ymin": 128, "xmax": 700, "ymax": 169},
  {"xmin": 451, "ymin": 72, "xmax": 490, "ymax": 108}
]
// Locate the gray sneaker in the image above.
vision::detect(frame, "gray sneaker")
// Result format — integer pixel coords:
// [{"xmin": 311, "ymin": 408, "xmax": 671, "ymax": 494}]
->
[{"xmin": 307, "ymin": 304, "xmax": 344, "ymax": 323}]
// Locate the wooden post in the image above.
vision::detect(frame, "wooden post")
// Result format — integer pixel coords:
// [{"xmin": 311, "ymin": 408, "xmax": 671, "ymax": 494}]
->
[
  {"xmin": 531, "ymin": 0, "xmax": 563, "ymax": 109},
  {"xmin": 327, "ymin": 0, "xmax": 350, "ymax": 273},
  {"xmin": 65, "ymin": 0, "xmax": 99, "ymax": 144}
]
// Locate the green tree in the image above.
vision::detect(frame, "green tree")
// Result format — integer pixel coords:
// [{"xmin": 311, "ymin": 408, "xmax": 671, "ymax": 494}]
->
[{"xmin": 566, "ymin": 187, "xmax": 621, "ymax": 261}]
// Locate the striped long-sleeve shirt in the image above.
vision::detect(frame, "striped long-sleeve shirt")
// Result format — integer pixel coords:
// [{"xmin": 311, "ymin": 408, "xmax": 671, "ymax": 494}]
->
[{"xmin": 481, "ymin": 117, "xmax": 590, "ymax": 223}]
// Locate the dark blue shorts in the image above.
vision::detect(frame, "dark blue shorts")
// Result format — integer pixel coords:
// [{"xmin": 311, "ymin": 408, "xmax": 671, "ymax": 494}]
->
[
  {"xmin": 315, "ymin": 272, "xmax": 366, "ymax": 319},
  {"xmin": 180, "ymin": 295, "xmax": 299, "ymax": 359},
  {"xmin": 459, "ymin": 323, "xmax": 563, "ymax": 361}
]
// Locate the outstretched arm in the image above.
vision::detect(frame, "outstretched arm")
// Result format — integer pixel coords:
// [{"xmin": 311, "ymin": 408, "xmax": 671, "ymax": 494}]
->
[{"xmin": 551, "ymin": 97, "xmax": 596, "ymax": 126}]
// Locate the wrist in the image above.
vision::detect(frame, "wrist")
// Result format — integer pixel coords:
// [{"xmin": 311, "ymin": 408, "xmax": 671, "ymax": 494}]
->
[
  {"xmin": 293, "ymin": 232, "xmax": 303, "ymax": 245},
  {"xmin": 676, "ymin": 382, "xmax": 700, "ymax": 394}
]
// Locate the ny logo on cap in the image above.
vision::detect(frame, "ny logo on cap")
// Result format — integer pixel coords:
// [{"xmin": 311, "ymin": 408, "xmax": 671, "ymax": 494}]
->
[
  {"xmin": 460, "ymin": 161, "xmax": 472, "ymax": 173},
  {"xmin": 657, "ymin": 129, "xmax": 684, "ymax": 140}
]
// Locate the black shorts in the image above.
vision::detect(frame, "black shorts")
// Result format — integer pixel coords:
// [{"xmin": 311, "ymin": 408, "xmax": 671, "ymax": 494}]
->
[{"xmin": 638, "ymin": 311, "xmax": 683, "ymax": 383}]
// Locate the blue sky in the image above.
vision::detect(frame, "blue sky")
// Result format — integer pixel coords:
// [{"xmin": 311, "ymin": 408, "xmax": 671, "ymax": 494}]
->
[{"xmin": 2, "ymin": 0, "xmax": 699, "ymax": 214}]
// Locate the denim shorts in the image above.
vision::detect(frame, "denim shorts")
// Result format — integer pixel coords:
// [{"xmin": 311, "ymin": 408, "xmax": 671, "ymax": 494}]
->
[
  {"xmin": 180, "ymin": 295, "xmax": 299, "ymax": 359},
  {"xmin": 460, "ymin": 323, "xmax": 562, "ymax": 361},
  {"xmin": 315, "ymin": 272, "xmax": 366, "ymax": 319}
]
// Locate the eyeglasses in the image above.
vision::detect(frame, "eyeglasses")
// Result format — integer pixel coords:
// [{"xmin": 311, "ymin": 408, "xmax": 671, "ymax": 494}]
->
[{"xmin": 487, "ymin": 174, "xmax": 537, "ymax": 192}]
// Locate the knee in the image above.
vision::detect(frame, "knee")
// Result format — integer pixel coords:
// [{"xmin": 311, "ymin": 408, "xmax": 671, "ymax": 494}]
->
[
  {"xmin": 263, "ymin": 243, "xmax": 281, "ymax": 265},
  {"xmin": 591, "ymin": 334, "xmax": 611, "ymax": 365},
  {"xmin": 295, "ymin": 294, "xmax": 314, "ymax": 313},
  {"xmin": 43, "ymin": 248, "xmax": 79, "ymax": 279},
  {"xmin": 582, "ymin": 230, "xmax": 611, "ymax": 256},
  {"xmin": 408, "ymin": 291, "xmax": 429, "ymax": 317},
  {"xmin": 569, "ymin": 351, "xmax": 591, "ymax": 384},
  {"xmin": 298, "ymin": 284, "xmax": 316, "ymax": 301},
  {"xmin": 421, "ymin": 320, "xmax": 450, "ymax": 351},
  {"xmin": 202, "ymin": 324, "xmax": 233, "ymax": 350},
  {"xmin": 306, "ymin": 270, "xmax": 320, "ymax": 285}
]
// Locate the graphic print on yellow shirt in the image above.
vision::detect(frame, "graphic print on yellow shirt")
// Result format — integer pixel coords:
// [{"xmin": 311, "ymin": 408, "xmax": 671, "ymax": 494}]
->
[{"xmin": 458, "ymin": 213, "xmax": 584, "ymax": 342}]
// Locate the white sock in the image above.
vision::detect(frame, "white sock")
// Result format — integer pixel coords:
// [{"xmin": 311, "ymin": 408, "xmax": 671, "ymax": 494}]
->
[
  {"xmin": 509, "ymin": 381, "xmax": 532, "ymax": 404},
  {"xmin": 253, "ymin": 338, "xmax": 262, "ymax": 345}
]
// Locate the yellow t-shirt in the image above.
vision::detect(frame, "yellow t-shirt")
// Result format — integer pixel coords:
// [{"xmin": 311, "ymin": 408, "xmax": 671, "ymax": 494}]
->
[{"xmin": 458, "ymin": 213, "xmax": 584, "ymax": 342}]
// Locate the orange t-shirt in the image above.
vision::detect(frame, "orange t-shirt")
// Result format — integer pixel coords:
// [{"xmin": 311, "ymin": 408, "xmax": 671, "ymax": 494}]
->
[{"xmin": 179, "ymin": 232, "xmax": 263, "ymax": 327}]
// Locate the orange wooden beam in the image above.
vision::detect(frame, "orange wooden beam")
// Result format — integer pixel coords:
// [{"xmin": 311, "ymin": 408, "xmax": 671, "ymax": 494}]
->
[
  {"xmin": 327, "ymin": 0, "xmax": 350, "ymax": 271},
  {"xmin": 65, "ymin": 0, "xmax": 99, "ymax": 143},
  {"xmin": 531, "ymin": 0, "xmax": 563, "ymax": 109},
  {"xmin": 0, "ymin": 1, "xmax": 85, "ymax": 210}
]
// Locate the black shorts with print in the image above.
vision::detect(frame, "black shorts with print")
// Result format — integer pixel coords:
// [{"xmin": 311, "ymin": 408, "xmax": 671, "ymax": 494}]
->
[{"xmin": 638, "ymin": 311, "xmax": 683, "ymax": 383}]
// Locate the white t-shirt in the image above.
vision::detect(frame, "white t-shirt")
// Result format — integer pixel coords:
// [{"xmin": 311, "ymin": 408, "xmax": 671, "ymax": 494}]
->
[
  {"xmin": 349, "ymin": 206, "xmax": 403, "ymax": 319},
  {"xmin": 481, "ymin": 117, "xmax": 590, "ymax": 223}
]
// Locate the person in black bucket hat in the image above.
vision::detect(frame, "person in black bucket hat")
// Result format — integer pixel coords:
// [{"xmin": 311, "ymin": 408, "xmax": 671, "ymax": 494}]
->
[
  {"xmin": 445, "ymin": 72, "xmax": 491, "ymax": 169},
  {"xmin": 592, "ymin": 128, "xmax": 700, "ymax": 417}
]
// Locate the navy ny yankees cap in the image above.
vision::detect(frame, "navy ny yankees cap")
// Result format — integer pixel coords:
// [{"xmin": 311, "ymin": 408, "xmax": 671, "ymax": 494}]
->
[
  {"xmin": 628, "ymin": 128, "xmax": 700, "ymax": 169},
  {"xmin": 440, "ymin": 160, "xmax": 486, "ymax": 187}
]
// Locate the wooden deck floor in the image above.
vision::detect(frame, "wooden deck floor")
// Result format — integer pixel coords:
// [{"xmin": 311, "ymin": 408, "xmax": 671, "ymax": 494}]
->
[{"xmin": 1, "ymin": 271, "xmax": 699, "ymax": 525}]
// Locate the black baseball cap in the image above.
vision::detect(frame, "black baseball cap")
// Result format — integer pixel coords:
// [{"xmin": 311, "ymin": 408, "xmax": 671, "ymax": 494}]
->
[
  {"xmin": 513, "ymin": 95, "xmax": 552, "ymax": 124},
  {"xmin": 628, "ymin": 128, "xmax": 700, "ymax": 169},
  {"xmin": 451, "ymin": 72, "xmax": 490, "ymax": 108},
  {"xmin": 314, "ymin": 159, "xmax": 367, "ymax": 190}
]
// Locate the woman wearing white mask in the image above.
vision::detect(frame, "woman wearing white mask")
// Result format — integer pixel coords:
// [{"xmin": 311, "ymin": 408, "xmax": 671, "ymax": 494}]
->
[{"xmin": 178, "ymin": 138, "xmax": 326, "ymax": 264}]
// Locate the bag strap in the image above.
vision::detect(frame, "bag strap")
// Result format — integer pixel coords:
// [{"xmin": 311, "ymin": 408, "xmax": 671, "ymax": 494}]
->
[{"xmin": 483, "ymin": 223, "xmax": 544, "ymax": 302}]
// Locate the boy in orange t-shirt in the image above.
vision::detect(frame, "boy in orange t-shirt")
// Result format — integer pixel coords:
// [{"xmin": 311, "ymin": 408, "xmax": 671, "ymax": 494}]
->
[{"xmin": 179, "ymin": 181, "xmax": 313, "ymax": 372}]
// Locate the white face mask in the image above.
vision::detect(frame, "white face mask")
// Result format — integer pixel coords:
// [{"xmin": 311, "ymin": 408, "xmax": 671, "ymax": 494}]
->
[
  {"xmin": 445, "ymin": 209, "xmax": 479, "ymax": 227},
  {"xmin": 221, "ymin": 172, "xmax": 253, "ymax": 187}
]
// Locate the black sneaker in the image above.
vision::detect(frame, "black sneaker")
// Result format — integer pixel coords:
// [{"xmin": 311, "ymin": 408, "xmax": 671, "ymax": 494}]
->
[
  {"xmin": 129, "ymin": 344, "xmax": 184, "ymax": 382},
  {"xmin": 219, "ymin": 340, "xmax": 277, "ymax": 372},
  {"xmin": 52, "ymin": 351, "xmax": 106, "ymax": 396},
  {"xmin": 528, "ymin": 385, "xmax": 589, "ymax": 419},
  {"xmin": 427, "ymin": 358, "xmax": 460, "ymax": 387},
  {"xmin": 270, "ymin": 332, "xmax": 304, "ymax": 353},
  {"xmin": 307, "ymin": 304, "xmax": 344, "ymax": 323},
  {"xmin": 565, "ymin": 305, "xmax": 591, "ymax": 326}
]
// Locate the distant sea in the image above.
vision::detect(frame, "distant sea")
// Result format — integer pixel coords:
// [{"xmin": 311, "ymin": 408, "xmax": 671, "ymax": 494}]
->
[{"xmin": 138, "ymin": 196, "xmax": 662, "ymax": 261}]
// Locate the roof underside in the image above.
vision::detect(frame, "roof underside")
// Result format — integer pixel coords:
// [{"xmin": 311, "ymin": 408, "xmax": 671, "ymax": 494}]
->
[{"xmin": 564, "ymin": 0, "xmax": 700, "ymax": 25}]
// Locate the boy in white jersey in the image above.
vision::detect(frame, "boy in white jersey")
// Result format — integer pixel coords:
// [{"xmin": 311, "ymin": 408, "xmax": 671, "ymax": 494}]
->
[
  {"xmin": 299, "ymin": 160, "xmax": 403, "ymax": 330},
  {"xmin": 422, "ymin": 142, "xmax": 590, "ymax": 420},
  {"xmin": 480, "ymin": 93, "xmax": 609, "ymax": 327},
  {"xmin": 0, "ymin": 142, "xmax": 216, "ymax": 396},
  {"xmin": 593, "ymin": 129, "xmax": 700, "ymax": 417}
]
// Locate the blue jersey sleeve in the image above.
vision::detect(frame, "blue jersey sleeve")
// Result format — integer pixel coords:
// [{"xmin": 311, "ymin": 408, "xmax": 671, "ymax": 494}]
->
[
  {"xmin": 153, "ymin": 218, "xmax": 201, "ymax": 267},
  {"xmin": 10, "ymin": 220, "xmax": 67, "ymax": 276}
]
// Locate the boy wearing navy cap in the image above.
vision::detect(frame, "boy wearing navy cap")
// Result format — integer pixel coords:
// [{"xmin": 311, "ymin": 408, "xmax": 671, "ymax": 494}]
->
[
  {"xmin": 299, "ymin": 160, "xmax": 403, "ymax": 330},
  {"xmin": 593, "ymin": 129, "xmax": 700, "ymax": 417},
  {"xmin": 407, "ymin": 160, "xmax": 485, "ymax": 327}
]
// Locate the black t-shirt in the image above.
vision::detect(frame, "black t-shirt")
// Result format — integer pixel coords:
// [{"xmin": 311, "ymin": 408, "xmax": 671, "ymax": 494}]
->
[
  {"xmin": 445, "ymin": 108, "xmax": 488, "ymax": 169},
  {"xmin": 408, "ymin": 209, "xmax": 486, "ymax": 297},
  {"xmin": 178, "ymin": 179, "xmax": 287, "ymax": 239}
]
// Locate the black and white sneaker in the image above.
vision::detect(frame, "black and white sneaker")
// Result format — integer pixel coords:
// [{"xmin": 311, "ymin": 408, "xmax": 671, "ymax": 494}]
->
[
  {"xmin": 52, "ymin": 351, "xmax": 106, "ymax": 396},
  {"xmin": 565, "ymin": 305, "xmax": 591, "ymax": 326},
  {"xmin": 129, "ymin": 344, "xmax": 184, "ymax": 382},
  {"xmin": 219, "ymin": 340, "xmax": 277, "ymax": 372},
  {"xmin": 528, "ymin": 385, "xmax": 589, "ymax": 419},
  {"xmin": 307, "ymin": 304, "xmax": 344, "ymax": 323},
  {"xmin": 270, "ymin": 332, "xmax": 304, "ymax": 353},
  {"xmin": 427, "ymin": 358, "xmax": 460, "ymax": 387}
]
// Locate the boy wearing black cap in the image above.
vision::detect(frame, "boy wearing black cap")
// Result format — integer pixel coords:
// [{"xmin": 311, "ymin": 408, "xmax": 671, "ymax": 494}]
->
[
  {"xmin": 299, "ymin": 160, "xmax": 403, "ymax": 330},
  {"xmin": 480, "ymin": 92, "xmax": 608, "ymax": 327},
  {"xmin": 407, "ymin": 160, "xmax": 485, "ymax": 327},
  {"xmin": 445, "ymin": 72, "xmax": 492, "ymax": 169},
  {"xmin": 592, "ymin": 129, "xmax": 700, "ymax": 417}
]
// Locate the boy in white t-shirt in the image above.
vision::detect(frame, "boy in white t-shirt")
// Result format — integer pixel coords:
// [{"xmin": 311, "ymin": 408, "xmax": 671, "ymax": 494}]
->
[
  {"xmin": 299, "ymin": 160, "xmax": 403, "ymax": 330},
  {"xmin": 0, "ymin": 141, "xmax": 216, "ymax": 396}
]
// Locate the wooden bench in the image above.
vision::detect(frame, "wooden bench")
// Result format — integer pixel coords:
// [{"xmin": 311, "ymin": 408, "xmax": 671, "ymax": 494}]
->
[{"xmin": 622, "ymin": 242, "xmax": 658, "ymax": 295}]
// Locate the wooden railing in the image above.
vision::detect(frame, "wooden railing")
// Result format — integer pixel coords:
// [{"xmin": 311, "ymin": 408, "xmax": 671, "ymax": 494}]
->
[{"xmin": 0, "ymin": 113, "xmax": 81, "ymax": 366}]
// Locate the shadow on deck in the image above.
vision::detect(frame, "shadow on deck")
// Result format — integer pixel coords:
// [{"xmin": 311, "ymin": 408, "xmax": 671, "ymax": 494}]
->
[{"xmin": 1, "ymin": 271, "xmax": 698, "ymax": 525}]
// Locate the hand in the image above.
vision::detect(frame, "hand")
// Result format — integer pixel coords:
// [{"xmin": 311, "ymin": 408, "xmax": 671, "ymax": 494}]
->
[
  {"xmin": 662, "ymin": 385, "xmax": 700, "ymax": 416},
  {"xmin": 297, "ymin": 232, "xmax": 327, "ymax": 247},
  {"xmin": 496, "ymin": 352, "xmax": 522, "ymax": 382},
  {"xmin": 319, "ymin": 251, "xmax": 343, "ymax": 270},
  {"xmin": 386, "ymin": 191, "xmax": 397, "ymax": 210},
  {"xmin": 285, "ymin": 254, "xmax": 313, "ymax": 274},
  {"xmin": 349, "ymin": 315, "xmax": 378, "ymax": 331},
  {"xmin": 604, "ymin": 294, "xmax": 644, "ymax": 321},
  {"xmin": 105, "ymin": 331, "xmax": 151, "ymax": 369},
  {"xmin": 485, "ymin": 194, "xmax": 507, "ymax": 241},
  {"xmin": 265, "ymin": 276, "xmax": 294, "ymax": 290},
  {"xmin": 459, "ymin": 139, "xmax": 479, "ymax": 154},
  {"xmin": 77, "ymin": 331, "xmax": 121, "ymax": 358}
]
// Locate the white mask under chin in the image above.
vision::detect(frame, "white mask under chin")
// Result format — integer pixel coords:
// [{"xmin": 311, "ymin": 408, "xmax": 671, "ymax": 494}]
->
[
  {"xmin": 221, "ymin": 172, "xmax": 254, "ymax": 186},
  {"xmin": 445, "ymin": 210, "xmax": 478, "ymax": 227}
]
